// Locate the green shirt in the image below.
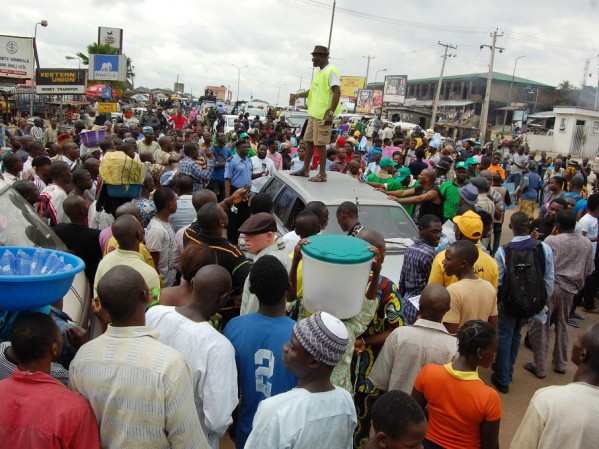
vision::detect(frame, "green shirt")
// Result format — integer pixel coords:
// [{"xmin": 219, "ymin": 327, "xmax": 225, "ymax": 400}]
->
[
  {"xmin": 439, "ymin": 179, "xmax": 469, "ymax": 220},
  {"xmin": 386, "ymin": 180, "xmax": 420, "ymax": 216}
]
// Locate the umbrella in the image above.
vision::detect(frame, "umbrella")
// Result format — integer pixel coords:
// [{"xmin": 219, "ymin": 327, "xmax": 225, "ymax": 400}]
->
[{"xmin": 87, "ymin": 84, "xmax": 118, "ymax": 98}]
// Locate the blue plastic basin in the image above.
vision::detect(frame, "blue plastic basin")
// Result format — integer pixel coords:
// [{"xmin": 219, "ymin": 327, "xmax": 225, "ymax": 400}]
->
[{"xmin": 0, "ymin": 247, "xmax": 85, "ymax": 311}]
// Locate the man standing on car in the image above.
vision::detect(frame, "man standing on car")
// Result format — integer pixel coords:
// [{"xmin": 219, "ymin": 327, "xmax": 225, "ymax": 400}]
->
[{"xmin": 289, "ymin": 45, "xmax": 341, "ymax": 183}]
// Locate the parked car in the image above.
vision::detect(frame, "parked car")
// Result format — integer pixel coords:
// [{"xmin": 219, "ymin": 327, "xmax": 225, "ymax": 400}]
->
[
  {"xmin": 0, "ymin": 179, "xmax": 92, "ymax": 330},
  {"xmin": 279, "ymin": 111, "xmax": 309, "ymax": 134},
  {"xmin": 365, "ymin": 118, "xmax": 394, "ymax": 138},
  {"xmin": 213, "ymin": 114, "xmax": 238, "ymax": 134},
  {"xmin": 245, "ymin": 108, "xmax": 268, "ymax": 122},
  {"xmin": 259, "ymin": 171, "xmax": 418, "ymax": 283}
]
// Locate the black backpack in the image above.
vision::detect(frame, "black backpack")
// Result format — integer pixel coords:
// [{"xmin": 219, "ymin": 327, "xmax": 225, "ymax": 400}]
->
[{"xmin": 500, "ymin": 240, "xmax": 547, "ymax": 318}]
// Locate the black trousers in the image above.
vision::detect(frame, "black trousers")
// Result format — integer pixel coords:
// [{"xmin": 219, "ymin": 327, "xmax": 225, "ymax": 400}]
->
[{"xmin": 227, "ymin": 200, "xmax": 251, "ymax": 244}]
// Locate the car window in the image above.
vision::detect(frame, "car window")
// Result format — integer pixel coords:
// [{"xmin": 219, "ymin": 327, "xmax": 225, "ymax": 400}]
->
[
  {"xmin": 324, "ymin": 204, "xmax": 416, "ymax": 239},
  {"xmin": 0, "ymin": 184, "xmax": 66, "ymax": 250},
  {"xmin": 286, "ymin": 198, "xmax": 306, "ymax": 230},
  {"xmin": 273, "ymin": 187, "xmax": 297, "ymax": 224},
  {"xmin": 261, "ymin": 177, "xmax": 285, "ymax": 200}
]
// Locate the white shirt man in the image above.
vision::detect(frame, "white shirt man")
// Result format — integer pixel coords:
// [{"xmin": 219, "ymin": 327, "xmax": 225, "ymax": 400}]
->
[{"xmin": 250, "ymin": 153, "xmax": 276, "ymax": 193}]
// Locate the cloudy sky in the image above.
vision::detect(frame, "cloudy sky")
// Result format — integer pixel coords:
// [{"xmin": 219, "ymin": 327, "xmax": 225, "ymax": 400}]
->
[{"xmin": 5, "ymin": 0, "xmax": 599, "ymax": 104}]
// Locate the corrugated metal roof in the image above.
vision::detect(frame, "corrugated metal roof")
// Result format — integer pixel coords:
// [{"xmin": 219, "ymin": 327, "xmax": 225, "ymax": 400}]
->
[{"xmin": 407, "ymin": 72, "xmax": 553, "ymax": 88}]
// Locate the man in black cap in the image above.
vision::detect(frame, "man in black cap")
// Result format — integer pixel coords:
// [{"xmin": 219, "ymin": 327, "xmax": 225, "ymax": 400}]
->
[
  {"xmin": 289, "ymin": 45, "xmax": 341, "ymax": 183},
  {"xmin": 239, "ymin": 212, "xmax": 292, "ymax": 315}
]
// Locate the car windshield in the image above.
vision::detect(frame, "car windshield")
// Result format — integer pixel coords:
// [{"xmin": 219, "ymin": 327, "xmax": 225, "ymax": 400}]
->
[
  {"xmin": 325, "ymin": 204, "xmax": 416, "ymax": 240},
  {"xmin": 226, "ymin": 117, "xmax": 236, "ymax": 126},
  {"xmin": 0, "ymin": 183, "xmax": 66, "ymax": 250},
  {"xmin": 246, "ymin": 109, "xmax": 265, "ymax": 117},
  {"xmin": 286, "ymin": 114, "xmax": 309, "ymax": 126}
]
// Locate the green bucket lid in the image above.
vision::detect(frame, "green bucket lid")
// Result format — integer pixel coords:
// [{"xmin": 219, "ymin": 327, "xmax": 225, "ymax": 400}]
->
[{"xmin": 302, "ymin": 234, "xmax": 374, "ymax": 265}]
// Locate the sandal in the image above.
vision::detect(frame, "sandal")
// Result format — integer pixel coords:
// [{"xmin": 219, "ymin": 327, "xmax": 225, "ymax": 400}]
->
[
  {"xmin": 290, "ymin": 170, "xmax": 309, "ymax": 177},
  {"xmin": 308, "ymin": 174, "xmax": 327, "ymax": 182},
  {"xmin": 523, "ymin": 362, "xmax": 546, "ymax": 379}
]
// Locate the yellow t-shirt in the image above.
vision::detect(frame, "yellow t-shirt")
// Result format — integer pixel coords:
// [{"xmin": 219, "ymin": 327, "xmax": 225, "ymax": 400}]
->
[
  {"xmin": 428, "ymin": 244, "xmax": 498, "ymax": 289},
  {"xmin": 444, "ymin": 278, "xmax": 498, "ymax": 328},
  {"xmin": 104, "ymin": 236, "xmax": 157, "ymax": 271}
]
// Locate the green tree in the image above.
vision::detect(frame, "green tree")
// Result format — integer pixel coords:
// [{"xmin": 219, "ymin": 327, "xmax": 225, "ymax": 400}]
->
[
  {"xmin": 77, "ymin": 43, "xmax": 135, "ymax": 95},
  {"xmin": 557, "ymin": 80, "xmax": 575, "ymax": 91}
]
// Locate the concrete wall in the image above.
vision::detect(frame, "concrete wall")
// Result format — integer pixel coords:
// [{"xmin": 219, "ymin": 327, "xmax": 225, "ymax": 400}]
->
[{"xmin": 527, "ymin": 134, "xmax": 555, "ymax": 153}]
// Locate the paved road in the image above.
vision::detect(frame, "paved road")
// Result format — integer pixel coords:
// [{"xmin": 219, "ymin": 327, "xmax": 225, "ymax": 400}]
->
[{"xmin": 220, "ymin": 207, "xmax": 597, "ymax": 448}]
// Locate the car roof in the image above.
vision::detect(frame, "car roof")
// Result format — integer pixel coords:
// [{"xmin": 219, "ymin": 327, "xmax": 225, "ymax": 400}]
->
[{"xmin": 273, "ymin": 171, "xmax": 402, "ymax": 207}]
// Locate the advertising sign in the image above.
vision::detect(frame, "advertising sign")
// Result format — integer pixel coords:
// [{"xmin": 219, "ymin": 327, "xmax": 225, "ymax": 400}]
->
[
  {"xmin": 356, "ymin": 89, "xmax": 374, "ymax": 114},
  {"xmin": 373, "ymin": 90, "xmax": 383, "ymax": 110},
  {"xmin": 88, "ymin": 54, "xmax": 127, "ymax": 82},
  {"xmin": 340, "ymin": 76, "xmax": 366, "ymax": 99},
  {"xmin": 383, "ymin": 75, "xmax": 407, "ymax": 104},
  {"xmin": 101, "ymin": 87, "xmax": 113, "ymax": 99},
  {"xmin": 36, "ymin": 69, "xmax": 87, "ymax": 94},
  {"xmin": 98, "ymin": 27, "xmax": 123, "ymax": 53},
  {"xmin": 0, "ymin": 35, "xmax": 34, "ymax": 80},
  {"xmin": 174, "ymin": 82, "xmax": 184, "ymax": 93},
  {"xmin": 97, "ymin": 102, "xmax": 118, "ymax": 113}
]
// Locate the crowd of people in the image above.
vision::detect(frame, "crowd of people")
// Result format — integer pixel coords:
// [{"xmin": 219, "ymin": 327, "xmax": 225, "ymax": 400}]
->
[{"xmin": 1, "ymin": 44, "xmax": 599, "ymax": 449}]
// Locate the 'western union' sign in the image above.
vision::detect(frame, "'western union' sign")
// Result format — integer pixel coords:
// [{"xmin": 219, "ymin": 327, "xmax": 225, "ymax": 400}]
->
[{"xmin": 36, "ymin": 68, "xmax": 87, "ymax": 95}]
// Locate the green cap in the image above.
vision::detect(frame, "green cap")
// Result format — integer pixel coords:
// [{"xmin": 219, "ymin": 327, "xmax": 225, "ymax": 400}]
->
[
  {"xmin": 380, "ymin": 157, "xmax": 398, "ymax": 168},
  {"xmin": 455, "ymin": 161, "xmax": 467, "ymax": 170},
  {"xmin": 396, "ymin": 166, "xmax": 412, "ymax": 181},
  {"xmin": 302, "ymin": 234, "xmax": 374, "ymax": 265},
  {"xmin": 466, "ymin": 157, "xmax": 479, "ymax": 166}
]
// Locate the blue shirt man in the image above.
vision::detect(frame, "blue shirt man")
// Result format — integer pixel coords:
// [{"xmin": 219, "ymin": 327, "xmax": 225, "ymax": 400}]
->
[
  {"xmin": 223, "ymin": 255, "xmax": 297, "ymax": 449},
  {"xmin": 210, "ymin": 132, "xmax": 232, "ymax": 182},
  {"xmin": 225, "ymin": 146, "xmax": 253, "ymax": 190},
  {"xmin": 178, "ymin": 142, "xmax": 215, "ymax": 192}
]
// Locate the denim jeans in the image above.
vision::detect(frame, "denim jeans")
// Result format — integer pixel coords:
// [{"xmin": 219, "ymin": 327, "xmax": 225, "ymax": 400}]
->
[
  {"xmin": 505, "ymin": 172, "xmax": 522, "ymax": 188},
  {"xmin": 494, "ymin": 303, "xmax": 527, "ymax": 386}
]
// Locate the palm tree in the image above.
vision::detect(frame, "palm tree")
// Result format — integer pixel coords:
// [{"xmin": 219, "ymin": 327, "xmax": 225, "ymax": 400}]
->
[{"xmin": 77, "ymin": 43, "xmax": 135, "ymax": 95}]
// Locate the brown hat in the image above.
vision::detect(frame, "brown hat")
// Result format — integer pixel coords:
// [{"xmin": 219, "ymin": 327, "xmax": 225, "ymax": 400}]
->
[
  {"xmin": 311, "ymin": 45, "xmax": 329, "ymax": 55},
  {"xmin": 239, "ymin": 212, "xmax": 277, "ymax": 235}
]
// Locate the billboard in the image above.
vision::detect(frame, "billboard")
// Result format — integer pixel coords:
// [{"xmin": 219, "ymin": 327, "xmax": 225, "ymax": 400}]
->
[
  {"xmin": 98, "ymin": 27, "xmax": 123, "ymax": 53},
  {"xmin": 0, "ymin": 35, "xmax": 34, "ymax": 80},
  {"xmin": 174, "ymin": 82, "xmax": 184, "ymax": 93},
  {"xmin": 356, "ymin": 89, "xmax": 374, "ymax": 114},
  {"xmin": 340, "ymin": 76, "xmax": 366, "ymax": 99},
  {"xmin": 383, "ymin": 75, "xmax": 407, "ymax": 104},
  {"xmin": 88, "ymin": 54, "xmax": 127, "ymax": 81},
  {"xmin": 36, "ymin": 69, "xmax": 87, "ymax": 95}
]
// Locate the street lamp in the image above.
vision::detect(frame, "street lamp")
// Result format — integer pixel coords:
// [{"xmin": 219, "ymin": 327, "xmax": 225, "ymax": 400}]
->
[
  {"xmin": 374, "ymin": 69, "xmax": 387, "ymax": 91},
  {"xmin": 231, "ymin": 64, "xmax": 248, "ymax": 104},
  {"xmin": 65, "ymin": 56, "xmax": 81, "ymax": 69},
  {"xmin": 502, "ymin": 55, "xmax": 526, "ymax": 135},
  {"xmin": 34, "ymin": 20, "xmax": 48, "ymax": 40},
  {"xmin": 276, "ymin": 83, "xmax": 286, "ymax": 107},
  {"xmin": 32, "ymin": 20, "xmax": 48, "ymax": 116}
]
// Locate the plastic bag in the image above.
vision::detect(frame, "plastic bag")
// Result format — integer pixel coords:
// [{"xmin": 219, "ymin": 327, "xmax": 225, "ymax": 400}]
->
[
  {"xmin": 31, "ymin": 248, "xmax": 49, "ymax": 275},
  {"xmin": 99, "ymin": 151, "xmax": 145, "ymax": 185},
  {"xmin": 16, "ymin": 250, "xmax": 32, "ymax": 276},
  {"xmin": 0, "ymin": 250, "xmax": 16, "ymax": 275}
]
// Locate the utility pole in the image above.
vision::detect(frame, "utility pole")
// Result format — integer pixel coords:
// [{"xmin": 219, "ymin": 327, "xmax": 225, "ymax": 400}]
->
[
  {"xmin": 327, "ymin": 0, "xmax": 336, "ymax": 51},
  {"xmin": 582, "ymin": 59, "xmax": 590, "ymax": 88},
  {"xmin": 479, "ymin": 29, "xmax": 504, "ymax": 143},
  {"xmin": 430, "ymin": 42, "xmax": 457, "ymax": 130},
  {"xmin": 502, "ymin": 55, "xmax": 526, "ymax": 135},
  {"xmin": 363, "ymin": 56, "xmax": 374, "ymax": 88},
  {"xmin": 595, "ymin": 57, "xmax": 599, "ymax": 111}
]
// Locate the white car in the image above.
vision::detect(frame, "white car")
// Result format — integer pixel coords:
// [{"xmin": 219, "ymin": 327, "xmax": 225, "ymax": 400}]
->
[
  {"xmin": 213, "ymin": 114, "xmax": 238, "ymax": 134},
  {"xmin": 365, "ymin": 118, "xmax": 394, "ymax": 138},
  {"xmin": 245, "ymin": 108, "xmax": 268, "ymax": 122},
  {"xmin": 260, "ymin": 171, "xmax": 418, "ymax": 284}
]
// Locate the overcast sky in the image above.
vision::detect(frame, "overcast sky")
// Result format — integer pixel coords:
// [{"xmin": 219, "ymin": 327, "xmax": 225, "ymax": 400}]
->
[{"xmin": 5, "ymin": 0, "xmax": 599, "ymax": 104}]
